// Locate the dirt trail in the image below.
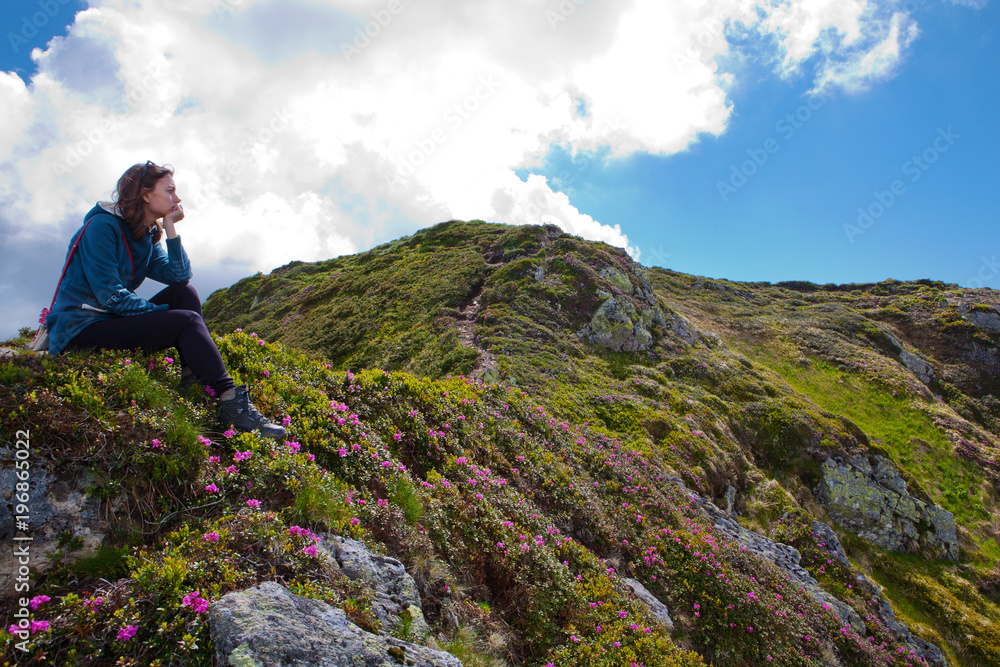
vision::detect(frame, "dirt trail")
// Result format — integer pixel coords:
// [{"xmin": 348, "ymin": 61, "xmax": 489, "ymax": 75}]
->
[{"xmin": 455, "ymin": 282, "xmax": 497, "ymax": 380}]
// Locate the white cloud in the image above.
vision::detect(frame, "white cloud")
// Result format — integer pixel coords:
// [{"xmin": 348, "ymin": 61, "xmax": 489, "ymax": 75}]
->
[
  {"xmin": 0, "ymin": 0, "xmax": 941, "ymax": 336},
  {"xmin": 811, "ymin": 11, "xmax": 920, "ymax": 94}
]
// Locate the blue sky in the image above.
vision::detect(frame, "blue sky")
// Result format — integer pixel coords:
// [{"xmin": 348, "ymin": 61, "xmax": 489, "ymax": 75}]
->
[
  {"xmin": 517, "ymin": 1, "xmax": 1000, "ymax": 287},
  {"xmin": 1, "ymin": 0, "xmax": 997, "ymax": 340}
]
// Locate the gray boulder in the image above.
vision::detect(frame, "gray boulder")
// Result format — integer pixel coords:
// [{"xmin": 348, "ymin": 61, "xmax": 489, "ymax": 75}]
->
[
  {"xmin": 816, "ymin": 455, "xmax": 958, "ymax": 561},
  {"xmin": 966, "ymin": 307, "xmax": 1000, "ymax": 332},
  {"xmin": 623, "ymin": 578, "xmax": 673, "ymax": 632},
  {"xmin": 210, "ymin": 581, "xmax": 462, "ymax": 667},
  {"xmin": 0, "ymin": 459, "xmax": 109, "ymax": 597},
  {"xmin": 320, "ymin": 535, "xmax": 428, "ymax": 638}
]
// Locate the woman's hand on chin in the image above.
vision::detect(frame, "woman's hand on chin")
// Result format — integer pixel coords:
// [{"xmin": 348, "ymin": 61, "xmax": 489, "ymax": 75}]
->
[{"xmin": 165, "ymin": 203, "xmax": 185, "ymax": 225}]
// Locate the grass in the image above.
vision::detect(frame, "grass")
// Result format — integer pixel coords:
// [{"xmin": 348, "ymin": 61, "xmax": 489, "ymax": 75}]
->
[{"xmin": 755, "ymin": 351, "xmax": 996, "ymax": 555}]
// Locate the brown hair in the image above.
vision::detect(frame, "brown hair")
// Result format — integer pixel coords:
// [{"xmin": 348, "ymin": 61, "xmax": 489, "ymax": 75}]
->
[{"xmin": 113, "ymin": 162, "xmax": 174, "ymax": 242}]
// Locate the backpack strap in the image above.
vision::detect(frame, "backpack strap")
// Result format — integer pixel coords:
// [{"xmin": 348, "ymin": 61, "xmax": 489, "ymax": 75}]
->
[
  {"xmin": 41, "ymin": 218, "xmax": 96, "ymax": 323},
  {"xmin": 40, "ymin": 216, "xmax": 137, "ymax": 322}
]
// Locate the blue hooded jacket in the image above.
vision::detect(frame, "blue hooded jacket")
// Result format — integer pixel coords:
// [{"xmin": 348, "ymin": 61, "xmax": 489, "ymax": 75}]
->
[{"xmin": 45, "ymin": 202, "xmax": 193, "ymax": 357}]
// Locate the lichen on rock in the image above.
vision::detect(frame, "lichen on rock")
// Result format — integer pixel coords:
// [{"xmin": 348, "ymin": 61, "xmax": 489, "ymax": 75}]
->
[{"xmin": 816, "ymin": 455, "xmax": 958, "ymax": 561}]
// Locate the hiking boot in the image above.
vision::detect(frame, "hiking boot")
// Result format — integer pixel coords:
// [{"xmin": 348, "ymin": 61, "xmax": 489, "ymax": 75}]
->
[{"xmin": 217, "ymin": 385, "xmax": 286, "ymax": 440}]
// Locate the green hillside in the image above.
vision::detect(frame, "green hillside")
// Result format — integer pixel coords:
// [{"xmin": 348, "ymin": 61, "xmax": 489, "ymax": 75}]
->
[{"xmin": 3, "ymin": 221, "xmax": 999, "ymax": 666}]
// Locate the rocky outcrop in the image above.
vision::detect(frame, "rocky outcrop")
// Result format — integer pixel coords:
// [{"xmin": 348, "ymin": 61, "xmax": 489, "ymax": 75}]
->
[
  {"xmin": 623, "ymin": 577, "xmax": 673, "ymax": 632},
  {"xmin": 694, "ymin": 494, "xmax": 866, "ymax": 634},
  {"xmin": 965, "ymin": 306, "xmax": 1000, "ymax": 332},
  {"xmin": 883, "ymin": 334, "xmax": 937, "ymax": 385},
  {"xmin": 667, "ymin": 477, "xmax": 946, "ymax": 667},
  {"xmin": 210, "ymin": 581, "xmax": 462, "ymax": 667},
  {"xmin": 816, "ymin": 455, "xmax": 958, "ymax": 561},
  {"xmin": 577, "ymin": 263, "xmax": 667, "ymax": 352},
  {"xmin": 0, "ymin": 459, "xmax": 109, "ymax": 596},
  {"xmin": 319, "ymin": 534, "xmax": 428, "ymax": 638}
]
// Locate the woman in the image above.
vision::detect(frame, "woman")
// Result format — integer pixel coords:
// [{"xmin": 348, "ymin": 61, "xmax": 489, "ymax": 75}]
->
[{"xmin": 44, "ymin": 161, "xmax": 286, "ymax": 439}]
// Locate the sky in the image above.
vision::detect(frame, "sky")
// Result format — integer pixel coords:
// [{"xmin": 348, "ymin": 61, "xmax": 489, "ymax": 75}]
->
[{"xmin": 1, "ymin": 0, "xmax": 998, "ymax": 341}]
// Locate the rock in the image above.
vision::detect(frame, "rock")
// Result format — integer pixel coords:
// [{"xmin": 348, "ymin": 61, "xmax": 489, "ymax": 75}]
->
[
  {"xmin": 320, "ymin": 535, "xmax": 428, "ymax": 637},
  {"xmin": 598, "ymin": 266, "xmax": 635, "ymax": 295},
  {"xmin": 966, "ymin": 307, "xmax": 1000, "ymax": 332},
  {"xmin": 0, "ymin": 347, "xmax": 15, "ymax": 359},
  {"xmin": 663, "ymin": 477, "xmax": 946, "ymax": 667},
  {"xmin": 0, "ymin": 460, "xmax": 109, "ymax": 596},
  {"xmin": 883, "ymin": 334, "xmax": 937, "ymax": 385},
  {"xmin": 623, "ymin": 578, "xmax": 673, "ymax": 632},
  {"xmin": 808, "ymin": 520, "xmax": 851, "ymax": 569},
  {"xmin": 668, "ymin": 313, "xmax": 701, "ymax": 346},
  {"xmin": 577, "ymin": 297, "xmax": 655, "ymax": 352},
  {"xmin": 210, "ymin": 581, "xmax": 462, "ymax": 667},
  {"xmin": 533, "ymin": 265, "xmax": 545, "ymax": 282},
  {"xmin": 724, "ymin": 485, "xmax": 737, "ymax": 515},
  {"xmin": 816, "ymin": 456, "xmax": 958, "ymax": 561}
]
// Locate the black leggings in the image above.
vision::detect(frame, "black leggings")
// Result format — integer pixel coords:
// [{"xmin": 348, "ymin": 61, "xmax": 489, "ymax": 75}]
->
[{"xmin": 67, "ymin": 283, "xmax": 236, "ymax": 396}]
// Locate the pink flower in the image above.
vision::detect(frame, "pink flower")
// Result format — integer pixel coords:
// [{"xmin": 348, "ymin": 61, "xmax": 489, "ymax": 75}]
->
[
  {"xmin": 164, "ymin": 357, "xmax": 174, "ymax": 364},
  {"xmin": 150, "ymin": 439, "xmax": 161, "ymax": 448},
  {"xmin": 338, "ymin": 448, "xmax": 347, "ymax": 457},
  {"xmin": 234, "ymin": 450, "xmax": 252, "ymax": 462},
  {"xmin": 302, "ymin": 544, "xmax": 318, "ymax": 557},
  {"xmin": 285, "ymin": 441, "xmax": 301, "ymax": 452},
  {"xmin": 223, "ymin": 429, "xmax": 236, "ymax": 438},
  {"xmin": 29, "ymin": 595, "xmax": 51, "ymax": 610},
  {"xmin": 202, "ymin": 531, "xmax": 220, "ymax": 543},
  {"xmin": 117, "ymin": 624, "xmax": 138, "ymax": 641},
  {"xmin": 394, "ymin": 432, "xmax": 402, "ymax": 441},
  {"xmin": 84, "ymin": 596, "xmax": 103, "ymax": 609},
  {"xmin": 30, "ymin": 620, "xmax": 49, "ymax": 633},
  {"xmin": 181, "ymin": 592, "xmax": 210, "ymax": 614},
  {"xmin": 350, "ymin": 517, "xmax": 360, "ymax": 526},
  {"xmin": 260, "ymin": 369, "xmax": 270, "ymax": 377},
  {"xmin": 204, "ymin": 483, "xmax": 219, "ymax": 493},
  {"xmin": 197, "ymin": 435, "xmax": 212, "ymax": 447},
  {"xmin": 225, "ymin": 465, "xmax": 239, "ymax": 475},
  {"xmin": 7, "ymin": 624, "xmax": 21, "ymax": 635},
  {"xmin": 246, "ymin": 499, "xmax": 261, "ymax": 508},
  {"xmin": 282, "ymin": 417, "xmax": 291, "ymax": 426}
]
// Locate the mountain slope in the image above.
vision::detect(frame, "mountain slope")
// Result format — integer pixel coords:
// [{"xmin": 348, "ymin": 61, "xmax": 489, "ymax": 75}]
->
[
  {"xmin": 2, "ymin": 221, "xmax": 998, "ymax": 666},
  {"xmin": 204, "ymin": 220, "xmax": 1000, "ymax": 664}
]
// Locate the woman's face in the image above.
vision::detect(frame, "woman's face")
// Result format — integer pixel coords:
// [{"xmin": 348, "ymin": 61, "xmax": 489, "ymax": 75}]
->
[{"xmin": 143, "ymin": 175, "xmax": 181, "ymax": 223}]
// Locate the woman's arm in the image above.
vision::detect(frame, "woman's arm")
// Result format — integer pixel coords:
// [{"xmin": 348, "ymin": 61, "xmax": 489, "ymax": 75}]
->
[
  {"xmin": 147, "ymin": 204, "xmax": 193, "ymax": 284},
  {"xmin": 147, "ymin": 235, "xmax": 193, "ymax": 284}
]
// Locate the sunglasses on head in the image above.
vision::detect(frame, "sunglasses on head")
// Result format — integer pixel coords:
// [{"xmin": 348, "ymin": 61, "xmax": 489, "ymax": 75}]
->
[{"xmin": 139, "ymin": 160, "xmax": 155, "ymax": 182}]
